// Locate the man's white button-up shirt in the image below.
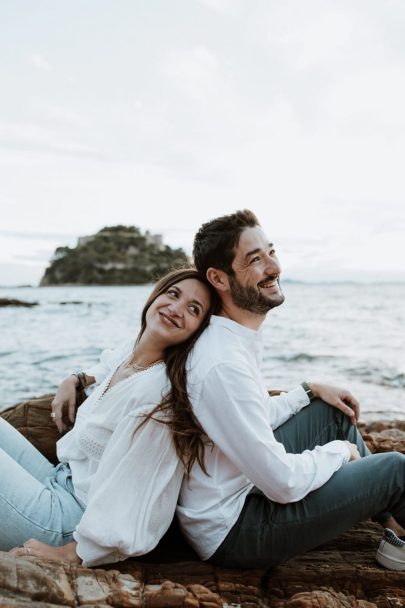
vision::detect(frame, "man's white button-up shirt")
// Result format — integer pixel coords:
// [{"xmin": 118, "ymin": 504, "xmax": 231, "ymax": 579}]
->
[{"xmin": 177, "ymin": 315, "xmax": 350, "ymax": 560}]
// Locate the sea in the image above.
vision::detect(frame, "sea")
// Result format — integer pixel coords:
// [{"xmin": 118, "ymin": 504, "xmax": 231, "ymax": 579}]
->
[{"xmin": 0, "ymin": 282, "xmax": 404, "ymax": 421}]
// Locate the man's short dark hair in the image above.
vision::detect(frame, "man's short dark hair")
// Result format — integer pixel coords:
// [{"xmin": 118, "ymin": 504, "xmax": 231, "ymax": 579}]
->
[{"xmin": 193, "ymin": 209, "xmax": 260, "ymax": 277}]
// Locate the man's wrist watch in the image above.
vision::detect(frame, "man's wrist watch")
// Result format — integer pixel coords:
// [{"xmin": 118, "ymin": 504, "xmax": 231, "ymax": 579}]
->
[{"xmin": 301, "ymin": 381, "xmax": 315, "ymax": 401}]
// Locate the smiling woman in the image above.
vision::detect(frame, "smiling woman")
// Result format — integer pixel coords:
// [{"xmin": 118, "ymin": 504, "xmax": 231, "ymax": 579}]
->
[
  {"xmin": 143, "ymin": 280, "xmax": 211, "ymax": 347},
  {"xmin": 1, "ymin": 267, "xmax": 218, "ymax": 567}
]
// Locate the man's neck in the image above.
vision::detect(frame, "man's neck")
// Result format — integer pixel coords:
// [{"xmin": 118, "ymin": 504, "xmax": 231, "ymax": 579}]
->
[{"xmin": 217, "ymin": 303, "xmax": 266, "ymax": 331}]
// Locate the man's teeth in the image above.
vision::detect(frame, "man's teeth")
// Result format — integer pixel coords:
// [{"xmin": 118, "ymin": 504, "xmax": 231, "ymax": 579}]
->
[{"xmin": 260, "ymin": 279, "xmax": 277, "ymax": 288}]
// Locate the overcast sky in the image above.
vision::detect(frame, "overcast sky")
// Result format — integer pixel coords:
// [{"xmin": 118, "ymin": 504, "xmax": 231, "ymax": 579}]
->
[{"xmin": 1, "ymin": 0, "xmax": 405, "ymax": 285}]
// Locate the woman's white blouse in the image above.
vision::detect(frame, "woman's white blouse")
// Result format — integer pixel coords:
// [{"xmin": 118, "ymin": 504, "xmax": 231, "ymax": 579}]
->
[{"xmin": 56, "ymin": 341, "xmax": 183, "ymax": 567}]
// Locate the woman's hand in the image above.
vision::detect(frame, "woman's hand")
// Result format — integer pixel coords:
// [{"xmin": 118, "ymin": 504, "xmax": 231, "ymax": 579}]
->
[
  {"xmin": 9, "ymin": 539, "xmax": 81, "ymax": 563},
  {"xmin": 51, "ymin": 375, "xmax": 79, "ymax": 433}
]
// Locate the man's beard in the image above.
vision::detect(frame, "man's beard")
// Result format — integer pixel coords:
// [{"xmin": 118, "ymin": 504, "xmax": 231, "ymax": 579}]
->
[{"xmin": 228, "ymin": 274, "xmax": 285, "ymax": 315}]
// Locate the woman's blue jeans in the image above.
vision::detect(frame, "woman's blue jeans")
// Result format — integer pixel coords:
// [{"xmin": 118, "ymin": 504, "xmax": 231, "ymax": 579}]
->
[
  {"xmin": 0, "ymin": 418, "xmax": 84, "ymax": 550},
  {"xmin": 210, "ymin": 399, "xmax": 405, "ymax": 568}
]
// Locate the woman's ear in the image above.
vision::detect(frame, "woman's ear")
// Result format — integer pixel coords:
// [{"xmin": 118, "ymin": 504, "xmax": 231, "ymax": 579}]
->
[{"xmin": 206, "ymin": 268, "xmax": 229, "ymax": 292}]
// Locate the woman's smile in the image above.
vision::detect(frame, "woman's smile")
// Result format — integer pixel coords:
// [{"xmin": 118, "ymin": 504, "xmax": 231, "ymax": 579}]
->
[{"xmin": 158, "ymin": 310, "xmax": 181, "ymax": 329}]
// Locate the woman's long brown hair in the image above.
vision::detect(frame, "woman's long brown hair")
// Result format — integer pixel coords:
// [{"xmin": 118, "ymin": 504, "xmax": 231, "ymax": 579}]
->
[{"xmin": 135, "ymin": 268, "xmax": 218, "ymax": 476}]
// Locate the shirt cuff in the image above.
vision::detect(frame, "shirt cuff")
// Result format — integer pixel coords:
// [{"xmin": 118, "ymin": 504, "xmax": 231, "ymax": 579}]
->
[
  {"xmin": 73, "ymin": 530, "xmax": 122, "ymax": 567},
  {"xmin": 287, "ymin": 385, "xmax": 311, "ymax": 413},
  {"xmin": 319, "ymin": 439, "xmax": 351, "ymax": 464}
]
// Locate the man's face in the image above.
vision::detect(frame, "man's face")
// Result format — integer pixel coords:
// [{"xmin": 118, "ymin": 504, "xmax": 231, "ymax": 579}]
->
[{"xmin": 228, "ymin": 226, "xmax": 284, "ymax": 315}]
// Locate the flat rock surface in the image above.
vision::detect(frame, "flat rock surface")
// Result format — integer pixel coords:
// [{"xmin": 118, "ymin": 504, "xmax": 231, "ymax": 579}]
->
[{"xmin": 1, "ymin": 424, "xmax": 404, "ymax": 607}]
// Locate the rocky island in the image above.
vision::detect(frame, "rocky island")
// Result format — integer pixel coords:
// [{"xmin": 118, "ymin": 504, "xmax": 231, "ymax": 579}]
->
[{"xmin": 40, "ymin": 226, "xmax": 188, "ymax": 285}]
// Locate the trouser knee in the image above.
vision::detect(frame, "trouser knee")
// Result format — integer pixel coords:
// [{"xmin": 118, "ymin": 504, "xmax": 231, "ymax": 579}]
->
[
  {"xmin": 383, "ymin": 451, "xmax": 405, "ymax": 479},
  {"xmin": 310, "ymin": 398, "xmax": 349, "ymax": 433},
  {"xmin": 368, "ymin": 452, "xmax": 405, "ymax": 493}
]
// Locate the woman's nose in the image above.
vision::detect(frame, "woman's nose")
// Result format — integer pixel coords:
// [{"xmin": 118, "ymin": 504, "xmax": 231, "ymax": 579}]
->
[{"xmin": 167, "ymin": 302, "xmax": 183, "ymax": 316}]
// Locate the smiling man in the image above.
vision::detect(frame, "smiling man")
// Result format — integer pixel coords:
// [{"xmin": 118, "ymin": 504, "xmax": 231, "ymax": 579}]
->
[{"xmin": 176, "ymin": 209, "xmax": 405, "ymax": 571}]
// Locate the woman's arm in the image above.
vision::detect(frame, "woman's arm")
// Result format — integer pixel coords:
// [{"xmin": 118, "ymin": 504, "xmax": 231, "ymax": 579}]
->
[
  {"xmin": 73, "ymin": 411, "xmax": 183, "ymax": 567},
  {"xmin": 9, "ymin": 539, "xmax": 81, "ymax": 563},
  {"xmin": 51, "ymin": 373, "xmax": 95, "ymax": 433}
]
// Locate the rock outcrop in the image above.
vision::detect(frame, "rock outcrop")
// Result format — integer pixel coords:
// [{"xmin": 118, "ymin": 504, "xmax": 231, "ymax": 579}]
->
[
  {"xmin": 0, "ymin": 421, "xmax": 404, "ymax": 607},
  {"xmin": 0, "ymin": 519, "xmax": 404, "ymax": 607},
  {"xmin": 0, "ymin": 298, "xmax": 38, "ymax": 307}
]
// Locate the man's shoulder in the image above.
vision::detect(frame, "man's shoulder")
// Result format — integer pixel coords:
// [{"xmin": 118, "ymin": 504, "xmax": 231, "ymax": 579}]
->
[
  {"xmin": 194, "ymin": 316, "xmax": 242, "ymax": 353},
  {"xmin": 189, "ymin": 322, "xmax": 228, "ymax": 372},
  {"xmin": 188, "ymin": 316, "xmax": 256, "ymax": 376}
]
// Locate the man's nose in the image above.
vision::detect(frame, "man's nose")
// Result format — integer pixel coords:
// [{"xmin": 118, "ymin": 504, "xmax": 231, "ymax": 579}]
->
[{"xmin": 263, "ymin": 253, "xmax": 281, "ymax": 275}]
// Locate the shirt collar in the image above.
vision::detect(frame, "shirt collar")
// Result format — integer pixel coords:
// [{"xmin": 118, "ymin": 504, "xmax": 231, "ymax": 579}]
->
[{"xmin": 209, "ymin": 314, "xmax": 263, "ymax": 341}]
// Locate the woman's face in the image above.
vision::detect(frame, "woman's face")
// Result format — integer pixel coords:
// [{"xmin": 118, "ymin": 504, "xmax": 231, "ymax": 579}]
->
[{"xmin": 145, "ymin": 278, "xmax": 211, "ymax": 347}]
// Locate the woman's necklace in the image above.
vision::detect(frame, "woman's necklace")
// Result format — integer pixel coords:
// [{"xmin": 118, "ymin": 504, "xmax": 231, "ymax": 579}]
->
[
  {"xmin": 124, "ymin": 357, "xmax": 164, "ymax": 372},
  {"xmin": 99, "ymin": 356, "xmax": 164, "ymax": 400}
]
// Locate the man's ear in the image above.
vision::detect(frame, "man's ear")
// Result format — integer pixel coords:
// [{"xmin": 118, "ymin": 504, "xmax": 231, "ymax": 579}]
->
[{"xmin": 206, "ymin": 267, "xmax": 229, "ymax": 292}]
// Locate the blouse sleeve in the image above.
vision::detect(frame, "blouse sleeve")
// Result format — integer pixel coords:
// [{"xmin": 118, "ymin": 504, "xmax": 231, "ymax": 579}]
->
[
  {"xmin": 73, "ymin": 410, "xmax": 183, "ymax": 567},
  {"xmin": 84, "ymin": 339, "xmax": 134, "ymax": 384}
]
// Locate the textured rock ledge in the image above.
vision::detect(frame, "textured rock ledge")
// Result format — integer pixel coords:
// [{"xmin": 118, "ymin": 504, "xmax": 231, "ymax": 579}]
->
[{"xmin": 0, "ymin": 421, "xmax": 404, "ymax": 607}]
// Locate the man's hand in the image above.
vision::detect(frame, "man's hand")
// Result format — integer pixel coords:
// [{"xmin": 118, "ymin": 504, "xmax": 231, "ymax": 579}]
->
[
  {"xmin": 308, "ymin": 382, "xmax": 360, "ymax": 425},
  {"xmin": 344, "ymin": 441, "xmax": 361, "ymax": 461},
  {"xmin": 9, "ymin": 539, "xmax": 81, "ymax": 563},
  {"xmin": 51, "ymin": 375, "xmax": 79, "ymax": 433}
]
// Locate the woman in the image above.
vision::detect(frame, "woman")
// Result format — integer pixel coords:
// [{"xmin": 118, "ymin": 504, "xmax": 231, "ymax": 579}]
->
[{"xmin": 2, "ymin": 268, "xmax": 216, "ymax": 566}]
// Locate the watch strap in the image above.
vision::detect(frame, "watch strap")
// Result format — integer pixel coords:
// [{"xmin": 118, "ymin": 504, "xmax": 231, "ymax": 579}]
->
[{"xmin": 301, "ymin": 381, "xmax": 315, "ymax": 401}]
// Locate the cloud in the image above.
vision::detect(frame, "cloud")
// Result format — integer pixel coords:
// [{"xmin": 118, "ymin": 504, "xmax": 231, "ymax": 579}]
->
[
  {"xmin": 31, "ymin": 52, "xmax": 51, "ymax": 71},
  {"xmin": 162, "ymin": 46, "xmax": 223, "ymax": 101},
  {"xmin": 259, "ymin": 2, "xmax": 356, "ymax": 71},
  {"xmin": 195, "ymin": 0, "xmax": 244, "ymax": 16},
  {"xmin": 321, "ymin": 66, "xmax": 405, "ymax": 133},
  {"xmin": 47, "ymin": 104, "xmax": 88, "ymax": 128},
  {"xmin": 0, "ymin": 229, "xmax": 77, "ymax": 242},
  {"xmin": 0, "ymin": 122, "xmax": 108, "ymax": 161}
]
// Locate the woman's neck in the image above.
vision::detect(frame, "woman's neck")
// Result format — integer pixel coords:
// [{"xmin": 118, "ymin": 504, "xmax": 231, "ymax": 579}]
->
[{"xmin": 130, "ymin": 335, "xmax": 165, "ymax": 367}]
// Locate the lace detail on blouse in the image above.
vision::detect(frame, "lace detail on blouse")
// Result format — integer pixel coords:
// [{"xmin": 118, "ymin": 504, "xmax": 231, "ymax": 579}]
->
[{"xmin": 77, "ymin": 430, "xmax": 105, "ymax": 461}]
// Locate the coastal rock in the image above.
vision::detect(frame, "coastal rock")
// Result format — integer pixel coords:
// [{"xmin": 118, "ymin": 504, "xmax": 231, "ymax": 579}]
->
[
  {"xmin": 359, "ymin": 420, "xmax": 405, "ymax": 455},
  {"xmin": 0, "ymin": 410, "xmax": 404, "ymax": 607},
  {"xmin": 0, "ymin": 520, "xmax": 404, "ymax": 606},
  {"xmin": 0, "ymin": 298, "xmax": 38, "ymax": 308}
]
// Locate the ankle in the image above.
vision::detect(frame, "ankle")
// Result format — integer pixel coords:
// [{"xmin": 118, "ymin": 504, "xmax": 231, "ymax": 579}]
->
[{"xmin": 381, "ymin": 516, "xmax": 405, "ymax": 537}]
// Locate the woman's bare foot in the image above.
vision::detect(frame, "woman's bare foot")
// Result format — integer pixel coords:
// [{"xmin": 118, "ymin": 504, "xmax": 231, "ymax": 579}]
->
[{"xmin": 9, "ymin": 539, "xmax": 81, "ymax": 563}]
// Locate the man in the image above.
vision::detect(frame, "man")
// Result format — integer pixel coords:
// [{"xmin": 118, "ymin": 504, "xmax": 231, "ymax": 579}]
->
[{"xmin": 176, "ymin": 209, "xmax": 405, "ymax": 571}]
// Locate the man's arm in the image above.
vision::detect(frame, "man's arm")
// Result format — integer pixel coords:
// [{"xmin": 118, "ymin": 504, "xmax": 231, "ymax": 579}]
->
[
  {"xmin": 268, "ymin": 382, "xmax": 360, "ymax": 429},
  {"xmin": 196, "ymin": 363, "xmax": 352, "ymax": 504}
]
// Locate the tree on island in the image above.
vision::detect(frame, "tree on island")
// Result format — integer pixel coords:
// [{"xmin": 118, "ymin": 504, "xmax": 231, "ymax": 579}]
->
[{"xmin": 40, "ymin": 226, "xmax": 188, "ymax": 286}]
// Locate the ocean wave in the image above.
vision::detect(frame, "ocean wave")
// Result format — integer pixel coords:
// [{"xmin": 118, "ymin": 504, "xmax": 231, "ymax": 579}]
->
[
  {"xmin": 346, "ymin": 366, "xmax": 405, "ymax": 388},
  {"xmin": 271, "ymin": 353, "xmax": 334, "ymax": 363},
  {"xmin": 33, "ymin": 354, "xmax": 75, "ymax": 364}
]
